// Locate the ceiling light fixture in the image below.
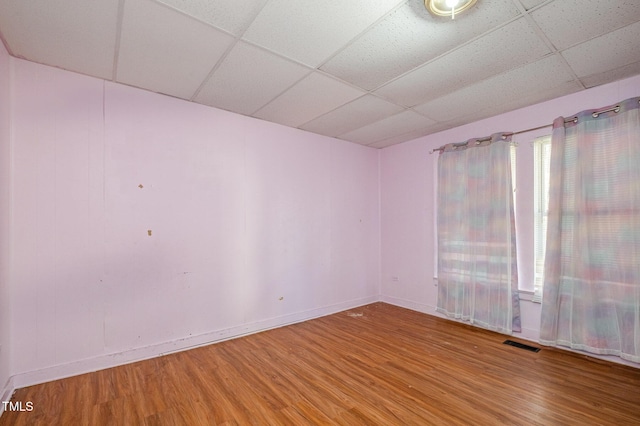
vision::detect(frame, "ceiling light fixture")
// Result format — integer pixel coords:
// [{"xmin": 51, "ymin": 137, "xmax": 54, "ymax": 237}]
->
[{"xmin": 425, "ymin": 0, "xmax": 477, "ymax": 19}]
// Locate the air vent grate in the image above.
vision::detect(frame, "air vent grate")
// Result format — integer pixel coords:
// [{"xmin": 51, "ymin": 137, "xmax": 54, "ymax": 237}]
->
[{"xmin": 503, "ymin": 340, "xmax": 541, "ymax": 352}]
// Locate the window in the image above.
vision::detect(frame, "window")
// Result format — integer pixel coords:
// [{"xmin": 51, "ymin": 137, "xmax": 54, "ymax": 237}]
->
[
  {"xmin": 533, "ymin": 136, "xmax": 551, "ymax": 302},
  {"xmin": 511, "ymin": 144, "xmax": 516, "ymax": 194}
]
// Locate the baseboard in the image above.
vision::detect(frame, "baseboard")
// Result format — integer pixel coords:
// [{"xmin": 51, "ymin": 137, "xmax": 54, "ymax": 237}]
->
[
  {"xmin": 537, "ymin": 341, "xmax": 640, "ymax": 369},
  {"xmin": 383, "ymin": 295, "xmax": 539, "ymax": 340},
  {"xmin": 514, "ymin": 326, "xmax": 540, "ymax": 342},
  {"xmin": 381, "ymin": 296, "xmax": 639, "ymax": 370},
  {"xmin": 380, "ymin": 295, "xmax": 437, "ymax": 315},
  {"xmin": 12, "ymin": 295, "xmax": 379, "ymax": 390},
  {"xmin": 0, "ymin": 376, "xmax": 15, "ymax": 417}
]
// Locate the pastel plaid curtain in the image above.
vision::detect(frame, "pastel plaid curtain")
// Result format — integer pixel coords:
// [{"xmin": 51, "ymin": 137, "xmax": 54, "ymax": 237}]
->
[
  {"xmin": 436, "ymin": 133, "xmax": 521, "ymax": 334},
  {"xmin": 540, "ymin": 97, "xmax": 640, "ymax": 363}
]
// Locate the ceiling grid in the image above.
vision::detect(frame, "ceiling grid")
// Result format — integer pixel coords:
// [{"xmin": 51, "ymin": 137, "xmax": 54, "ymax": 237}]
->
[{"xmin": 0, "ymin": 0, "xmax": 638, "ymax": 148}]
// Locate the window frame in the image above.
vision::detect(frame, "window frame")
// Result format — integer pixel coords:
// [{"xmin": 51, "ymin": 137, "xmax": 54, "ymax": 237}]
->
[{"xmin": 533, "ymin": 135, "xmax": 551, "ymax": 303}]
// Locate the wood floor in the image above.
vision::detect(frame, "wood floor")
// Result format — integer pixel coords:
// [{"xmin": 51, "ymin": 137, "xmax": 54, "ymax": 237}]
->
[{"xmin": 2, "ymin": 302, "xmax": 640, "ymax": 425}]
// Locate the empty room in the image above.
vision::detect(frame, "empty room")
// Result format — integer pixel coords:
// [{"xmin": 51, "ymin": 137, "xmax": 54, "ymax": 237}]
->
[{"xmin": 1, "ymin": 0, "xmax": 640, "ymax": 424}]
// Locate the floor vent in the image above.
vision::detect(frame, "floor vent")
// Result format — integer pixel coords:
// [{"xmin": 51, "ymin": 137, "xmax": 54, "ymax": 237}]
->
[{"xmin": 503, "ymin": 340, "xmax": 541, "ymax": 352}]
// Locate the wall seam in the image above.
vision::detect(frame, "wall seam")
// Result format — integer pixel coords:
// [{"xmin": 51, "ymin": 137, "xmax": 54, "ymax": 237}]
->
[
  {"xmin": 377, "ymin": 148, "xmax": 382, "ymax": 298},
  {"xmin": 7, "ymin": 54, "xmax": 14, "ymax": 381}
]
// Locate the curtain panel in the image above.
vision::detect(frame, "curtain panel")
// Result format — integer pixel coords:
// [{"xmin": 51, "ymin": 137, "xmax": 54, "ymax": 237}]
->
[
  {"xmin": 436, "ymin": 133, "xmax": 521, "ymax": 334},
  {"xmin": 540, "ymin": 97, "xmax": 640, "ymax": 363}
]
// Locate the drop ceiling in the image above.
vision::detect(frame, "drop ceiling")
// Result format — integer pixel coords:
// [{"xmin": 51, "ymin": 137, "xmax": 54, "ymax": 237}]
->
[{"xmin": 1, "ymin": 0, "xmax": 639, "ymax": 148}]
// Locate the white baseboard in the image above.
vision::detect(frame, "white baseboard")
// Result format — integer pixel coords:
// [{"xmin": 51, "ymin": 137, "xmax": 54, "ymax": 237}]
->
[
  {"xmin": 380, "ymin": 295, "xmax": 437, "ymax": 315},
  {"xmin": 382, "ymin": 295, "xmax": 541, "ymax": 341},
  {"xmin": 0, "ymin": 376, "xmax": 15, "ymax": 417},
  {"xmin": 11, "ymin": 292, "xmax": 631, "ymax": 397},
  {"xmin": 381, "ymin": 295, "xmax": 639, "ymax": 370},
  {"xmin": 11, "ymin": 295, "xmax": 380, "ymax": 390},
  {"xmin": 514, "ymin": 327, "xmax": 541, "ymax": 342}
]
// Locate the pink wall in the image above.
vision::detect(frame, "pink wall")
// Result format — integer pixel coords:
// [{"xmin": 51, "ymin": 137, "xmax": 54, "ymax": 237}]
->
[
  {"xmin": 380, "ymin": 74, "xmax": 640, "ymax": 365},
  {"xmin": 5, "ymin": 49, "xmax": 640, "ymax": 389},
  {"xmin": 9, "ymin": 59, "xmax": 380, "ymax": 385},
  {"xmin": 0, "ymin": 41, "xmax": 11, "ymax": 400}
]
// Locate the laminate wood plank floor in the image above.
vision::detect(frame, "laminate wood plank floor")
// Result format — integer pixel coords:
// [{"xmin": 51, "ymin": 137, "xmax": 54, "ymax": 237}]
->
[{"xmin": 2, "ymin": 302, "xmax": 640, "ymax": 425}]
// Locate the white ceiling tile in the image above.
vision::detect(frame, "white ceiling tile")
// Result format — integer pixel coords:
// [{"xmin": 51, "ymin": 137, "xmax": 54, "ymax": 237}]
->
[
  {"xmin": 154, "ymin": 0, "xmax": 269, "ymax": 36},
  {"xmin": 254, "ymin": 72, "xmax": 365, "ymax": 128},
  {"xmin": 376, "ymin": 17, "xmax": 550, "ymax": 107},
  {"xmin": 414, "ymin": 55, "xmax": 576, "ymax": 122},
  {"xmin": 532, "ymin": 0, "xmax": 640, "ymax": 50},
  {"xmin": 486, "ymin": 80, "xmax": 583, "ymax": 119},
  {"xmin": 242, "ymin": 0, "xmax": 403, "ymax": 67},
  {"xmin": 321, "ymin": 0, "xmax": 521, "ymax": 90},
  {"xmin": 562, "ymin": 21, "xmax": 640, "ymax": 78},
  {"xmin": 579, "ymin": 60, "xmax": 640, "ymax": 89},
  {"xmin": 366, "ymin": 125, "xmax": 441, "ymax": 148},
  {"xmin": 517, "ymin": 0, "xmax": 548, "ymax": 11},
  {"xmin": 117, "ymin": 0, "xmax": 235, "ymax": 100},
  {"xmin": 0, "ymin": 0, "xmax": 118, "ymax": 80},
  {"xmin": 3, "ymin": 0, "xmax": 640, "ymax": 149},
  {"xmin": 339, "ymin": 110, "xmax": 436, "ymax": 145},
  {"xmin": 194, "ymin": 42, "xmax": 310, "ymax": 116},
  {"xmin": 367, "ymin": 138, "xmax": 409, "ymax": 149},
  {"xmin": 373, "ymin": 79, "xmax": 579, "ymax": 147},
  {"xmin": 300, "ymin": 95, "xmax": 405, "ymax": 137}
]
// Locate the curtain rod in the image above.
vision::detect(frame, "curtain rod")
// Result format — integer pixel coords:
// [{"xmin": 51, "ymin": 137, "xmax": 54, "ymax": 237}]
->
[
  {"xmin": 428, "ymin": 100, "xmax": 640, "ymax": 155},
  {"xmin": 428, "ymin": 117, "xmax": 577, "ymax": 155}
]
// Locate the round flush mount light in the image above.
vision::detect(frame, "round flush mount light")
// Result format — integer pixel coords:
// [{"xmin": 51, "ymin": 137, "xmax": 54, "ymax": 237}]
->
[{"xmin": 425, "ymin": 0, "xmax": 477, "ymax": 19}]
